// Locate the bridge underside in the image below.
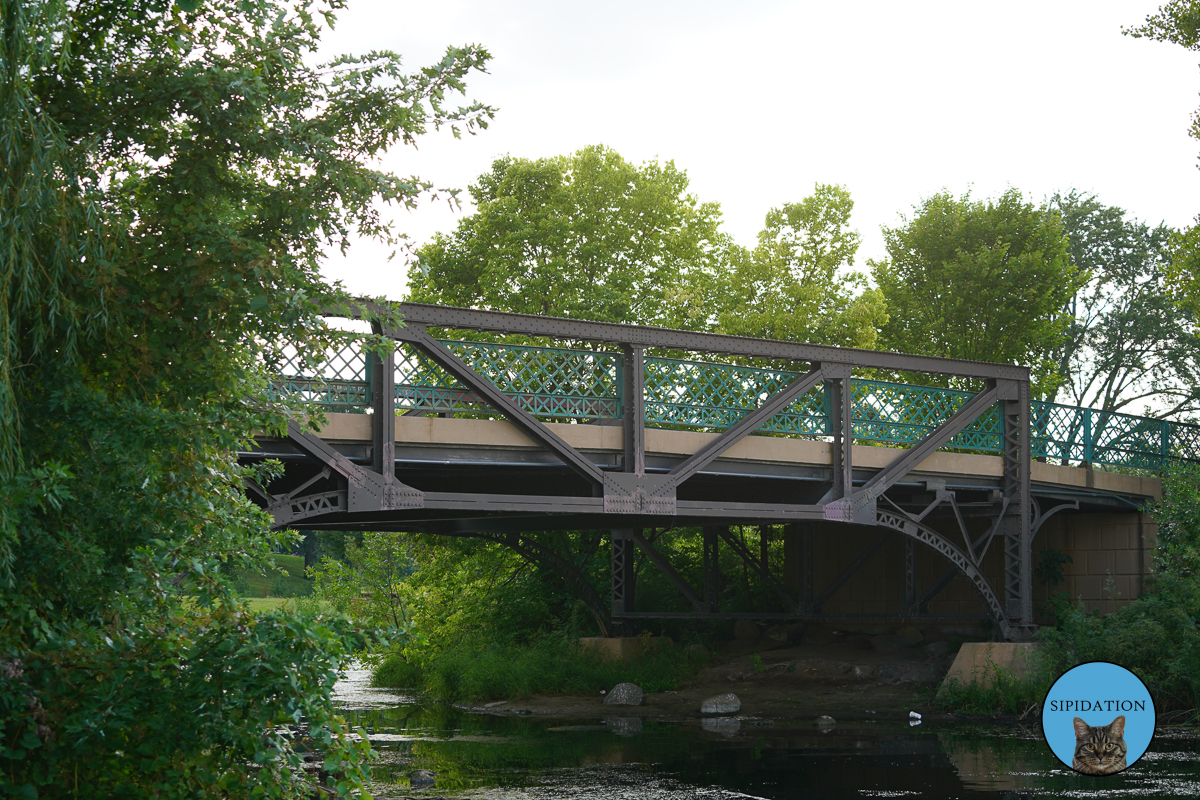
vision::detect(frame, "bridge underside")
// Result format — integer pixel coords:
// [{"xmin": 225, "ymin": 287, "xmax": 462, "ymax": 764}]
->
[
  {"xmin": 245, "ymin": 415, "xmax": 1155, "ymax": 637},
  {"xmin": 243, "ymin": 303, "xmax": 1169, "ymax": 641}
]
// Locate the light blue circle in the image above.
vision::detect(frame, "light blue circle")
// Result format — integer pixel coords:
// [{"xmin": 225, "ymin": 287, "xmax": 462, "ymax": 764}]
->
[{"xmin": 1041, "ymin": 661, "xmax": 1155, "ymax": 771}]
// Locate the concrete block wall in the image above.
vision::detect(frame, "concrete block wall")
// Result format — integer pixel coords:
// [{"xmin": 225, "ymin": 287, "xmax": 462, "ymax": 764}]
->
[
  {"xmin": 792, "ymin": 511, "xmax": 1155, "ymax": 623},
  {"xmin": 797, "ymin": 519, "xmax": 1006, "ymax": 618},
  {"xmin": 1033, "ymin": 512, "xmax": 1156, "ymax": 616}
]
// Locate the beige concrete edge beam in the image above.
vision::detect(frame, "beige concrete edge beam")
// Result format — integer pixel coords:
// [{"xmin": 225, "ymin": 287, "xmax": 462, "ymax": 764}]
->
[{"xmin": 292, "ymin": 413, "xmax": 1158, "ymax": 496}]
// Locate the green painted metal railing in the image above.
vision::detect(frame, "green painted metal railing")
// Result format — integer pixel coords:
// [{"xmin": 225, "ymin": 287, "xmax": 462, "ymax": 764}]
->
[{"xmin": 271, "ymin": 339, "xmax": 1200, "ymax": 471}]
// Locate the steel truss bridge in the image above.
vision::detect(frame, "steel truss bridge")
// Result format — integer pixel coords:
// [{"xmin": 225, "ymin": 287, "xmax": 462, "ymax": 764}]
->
[{"xmin": 243, "ymin": 303, "xmax": 1200, "ymax": 641}]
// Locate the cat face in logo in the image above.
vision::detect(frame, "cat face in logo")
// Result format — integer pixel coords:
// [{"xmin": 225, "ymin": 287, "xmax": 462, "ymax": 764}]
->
[{"xmin": 1072, "ymin": 715, "xmax": 1127, "ymax": 775}]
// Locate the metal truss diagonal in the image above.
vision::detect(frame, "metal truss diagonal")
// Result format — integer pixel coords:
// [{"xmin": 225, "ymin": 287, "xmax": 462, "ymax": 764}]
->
[
  {"xmin": 395, "ymin": 325, "xmax": 607, "ymax": 489},
  {"xmin": 875, "ymin": 509, "xmax": 1009, "ymax": 639},
  {"xmin": 628, "ymin": 529, "xmax": 704, "ymax": 611},
  {"xmin": 824, "ymin": 383, "xmax": 1006, "ymax": 524},
  {"xmin": 717, "ymin": 527, "xmax": 798, "ymax": 612},
  {"xmin": 281, "ymin": 420, "xmax": 423, "ymax": 519}
]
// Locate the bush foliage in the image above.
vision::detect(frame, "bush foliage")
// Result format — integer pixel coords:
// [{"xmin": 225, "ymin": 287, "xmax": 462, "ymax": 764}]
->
[{"xmin": 0, "ymin": 0, "xmax": 490, "ymax": 796}]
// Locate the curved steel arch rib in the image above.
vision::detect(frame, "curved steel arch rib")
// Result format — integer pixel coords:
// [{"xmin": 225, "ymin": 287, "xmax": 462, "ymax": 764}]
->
[{"xmin": 874, "ymin": 509, "xmax": 1010, "ymax": 640}]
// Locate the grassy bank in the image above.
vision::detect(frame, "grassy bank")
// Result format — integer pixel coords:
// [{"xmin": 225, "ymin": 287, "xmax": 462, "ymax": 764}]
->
[
  {"xmin": 232, "ymin": 553, "xmax": 313, "ymax": 599},
  {"xmin": 371, "ymin": 634, "xmax": 705, "ymax": 702},
  {"xmin": 935, "ymin": 663, "xmax": 1052, "ymax": 716},
  {"xmin": 935, "ymin": 575, "xmax": 1200, "ymax": 717}
]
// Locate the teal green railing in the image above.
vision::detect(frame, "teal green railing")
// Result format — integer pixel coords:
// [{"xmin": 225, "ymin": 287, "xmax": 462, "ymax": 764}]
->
[{"xmin": 271, "ymin": 339, "xmax": 1200, "ymax": 472}]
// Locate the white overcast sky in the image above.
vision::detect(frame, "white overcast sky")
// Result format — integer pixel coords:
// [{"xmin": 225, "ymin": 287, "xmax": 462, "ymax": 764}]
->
[{"xmin": 317, "ymin": 0, "xmax": 1200, "ymax": 302}]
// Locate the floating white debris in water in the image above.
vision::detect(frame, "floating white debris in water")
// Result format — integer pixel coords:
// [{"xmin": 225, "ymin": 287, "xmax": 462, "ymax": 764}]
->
[
  {"xmin": 600, "ymin": 690, "xmax": 607, "ymax": 695},
  {"xmin": 909, "ymin": 711, "xmax": 922, "ymax": 720},
  {"xmin": 909, "ymin": 719, "xmax": 922, "ymax": 727}
]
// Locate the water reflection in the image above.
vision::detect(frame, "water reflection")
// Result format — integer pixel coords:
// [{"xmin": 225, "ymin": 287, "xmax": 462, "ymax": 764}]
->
[{"xmin": 332, "ymin": 667, "xmax": 1200, "ymax": 798}]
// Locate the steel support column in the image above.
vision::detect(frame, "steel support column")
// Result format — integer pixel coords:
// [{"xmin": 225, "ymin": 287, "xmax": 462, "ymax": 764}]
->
[
  {"xmin": 824, "ymin": 365, "xmax": 854, "ymax": 502},
  {"xmin": 902, "ymin": 536, "xmax": 916, "ymax": 615},
  {"xmin": 621, "ymin": 345, "xmax": 645, "ymax": 477},
  {"xmin": 703, "ymin": 526, "xmax": 721, "ymax": 613},
  {"xmin": 1001, "ymin": 380, "xmax": 1034, "ymax": 638},
  {"xmin": 369, "ymin": 339, "xmax": 396, "ymax": 479},
  {"xmin": 611, "ymin": 528, "xmax": 637, "ymax": 635}
]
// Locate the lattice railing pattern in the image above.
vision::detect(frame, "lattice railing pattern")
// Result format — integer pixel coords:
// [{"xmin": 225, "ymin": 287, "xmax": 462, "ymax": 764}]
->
[
  {"xmin": 266, "ymin": 341, "xmax": 369, "ymax": 413},
  {"xmin": 394, "ymin": 341, "xmax": 621, "ymax": 421},
  {"xmin": 269, "ymin": 338, "xmax": 1200, "ymax": 469},
  {"xmin": 643, "ymin": 357, "xmax": 828, "ymax": 435},
  {"xmin": 851, "ymin": 381, "xmax": 1003, "ymax": 451}
]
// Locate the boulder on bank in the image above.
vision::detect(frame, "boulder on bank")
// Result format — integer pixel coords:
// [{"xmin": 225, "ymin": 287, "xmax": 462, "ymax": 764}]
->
[
  {"xmin": 701, "ymin": 693, "xmax": 741, "ymax": 714},
  {"xmin": 922, "ymin": 640, "xmax": 950, "ymax": 658},
  {"xmin": 603, "ymin": 682, "xmax": 643, "ymax": 706}
]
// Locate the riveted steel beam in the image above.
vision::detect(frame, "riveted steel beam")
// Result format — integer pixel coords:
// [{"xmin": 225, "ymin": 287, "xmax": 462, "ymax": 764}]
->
[
  {"xmin": 621, "ymin": 345, "xmax": 646, "ymax": 478},
  {"xmin": 875, "ymin": 508, "xmax": 1009, "ymax": 638},
  {"xmin": 660, "ymin": 366, "xmax": 826, "ymax": 492},
  {"xmin": 717, "ymin": 527, "xmax": 798, "ymax": 612},
  {"xmin": 611, "ymin": 529, "xmax": 637, "ymax": 621},
  {"xmin": 395, "ymin": 324, "xmax": 608, "ymax": 489},
  {"xmin": 824, "ymin": 383, "xmax": 1004, "ymax": 524},
  {"xmin": 1001, "ymin": 380, "xmax": 1034, "ymax": 636},
  {"xmin": 282, "ymin": 420, "xmax": 423, "ymax": 515},
  {"xmin": 629, "ymin": 528, "xmax": 704, "ymax": 611},
  {"xmin": 365, "ymin": 302, "xmax": 1030, "ymax": 380}
]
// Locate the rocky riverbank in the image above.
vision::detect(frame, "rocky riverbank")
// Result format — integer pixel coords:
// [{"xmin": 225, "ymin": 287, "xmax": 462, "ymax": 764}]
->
[{"xmin": 454, "ymin": 630, "xmax": 967, "ymax": 723}]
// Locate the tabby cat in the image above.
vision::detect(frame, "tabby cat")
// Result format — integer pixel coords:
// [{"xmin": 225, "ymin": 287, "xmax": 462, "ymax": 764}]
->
[{"xmin": 1072, "ymin": 715, "xmax": 1127, "ymax": 775}]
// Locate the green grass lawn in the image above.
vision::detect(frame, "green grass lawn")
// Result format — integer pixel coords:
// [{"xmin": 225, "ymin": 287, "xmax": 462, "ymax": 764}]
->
[
  {"xmin": 234, "ymin": 554, "xmax": 312, "ymax": 599},
  {"xmin": 244, "ymin": 597, "xmax": 292, "ymax": 613}
]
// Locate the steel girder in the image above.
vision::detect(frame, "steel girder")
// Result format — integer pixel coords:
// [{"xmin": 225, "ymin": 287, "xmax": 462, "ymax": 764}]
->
[{"xmin": 258, "ymin": 301, "xmax": 1039, "ymax": 641}]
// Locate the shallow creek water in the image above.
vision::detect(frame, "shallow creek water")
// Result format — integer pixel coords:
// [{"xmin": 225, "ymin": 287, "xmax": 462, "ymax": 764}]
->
[{"xmin": 332, "ymin": 667, "xmax": 1200, "ymax": 799}]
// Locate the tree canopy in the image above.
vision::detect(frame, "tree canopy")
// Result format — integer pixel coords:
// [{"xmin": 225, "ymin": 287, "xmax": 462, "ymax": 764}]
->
[
  {"xmin": 408, "ymin": 145, "xmax": 725, "ymax": 328},
  {"xmin": 0, "ymin": 0, "xmax": 491, "ymax": 795},
  {"xmin": 871, "ymin": 189, "xmax": 1084, "ymax": 393},
  {"xmin": 712, "ymin": 184, "xmax": 888, "ymax": 348},
  {"xmin": 1126, "ymin": 2, "xmax": 1200, "ymax": 316},
  {"xmin": 1049, "ymin": 191, "xmax": 1200, "ymax": 417}
]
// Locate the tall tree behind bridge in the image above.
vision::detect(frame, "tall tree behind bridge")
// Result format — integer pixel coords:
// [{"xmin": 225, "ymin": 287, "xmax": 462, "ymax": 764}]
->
[
  {"xmin": 408, "ymin": 145, "xmax": 726, "ymax": 329},
  {"xmin": 712, "ymin": 183, "xmax": 888, "ymax": 349},
  {"xmin": 1126, "ymin": 2, "xmax": 1200, "ymax": 321},
  {"xmin": 871, "ymin": 189, "xmax": 1084, "ymax": 395},
  {"xmin": 1050, "ymin": 191, "xmax": 1200, "ymax": 418}
]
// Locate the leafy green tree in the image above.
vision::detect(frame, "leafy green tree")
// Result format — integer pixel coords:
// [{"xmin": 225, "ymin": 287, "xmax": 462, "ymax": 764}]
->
[
  {"xmin": 1, "ymin": 0, "xmax": 491, "ymax": 796},
  {"xmin": 714, "ymin": 184, "xmax": 888, "ymax": 348},
  {"xmin": 1126, "ymin": 2, "xmax": 1200, "ymax": 317},
  {"xmin": 408, "ymin": 145, "xmax": 726, "ymax": 328},
  {"xmin": 1149, "ymin": 463, "xmax": 1200, "ymax": 579},
  {"xmin": 309, "ymin": 533, "xmax": 416, "ymax": 635},
  {"xmin": 1049, "ymin": 191, "xmax": 1200, "ymax": 416},
  {"xmin": 871, "ymin": 189, "xmax": 1085, "ymax": 393}
]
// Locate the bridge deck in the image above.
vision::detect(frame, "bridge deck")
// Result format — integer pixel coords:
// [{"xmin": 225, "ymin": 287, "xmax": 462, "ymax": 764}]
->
[{"xmin": 253, "ymin": 413, "xmax": 1161, "ymax": 525}]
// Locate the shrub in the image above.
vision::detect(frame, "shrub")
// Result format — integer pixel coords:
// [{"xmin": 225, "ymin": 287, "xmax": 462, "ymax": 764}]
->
[
  {"xmin": 1038, "ymin": 574, "xmax": 1200, "ymax": 713},
  {"xmin": 372, "ymin": 633, "xmax": 706, "ymax": 702}
]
